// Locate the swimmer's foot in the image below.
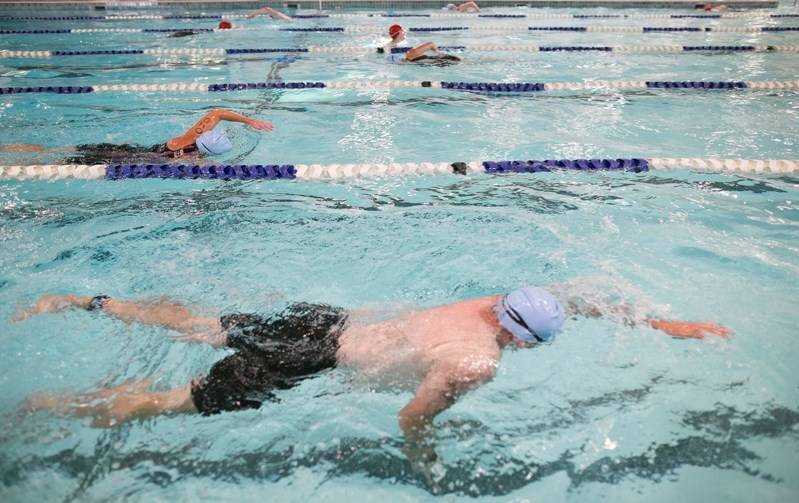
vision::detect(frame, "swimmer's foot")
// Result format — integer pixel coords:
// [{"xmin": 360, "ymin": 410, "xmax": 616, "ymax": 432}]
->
[
  {"xmin": 25, "ymin": 378, "xmax": 157, "ymax": 427},
  {"xmin": 12, "ymin": 294, "xmax": 88, "ymax": 321}
]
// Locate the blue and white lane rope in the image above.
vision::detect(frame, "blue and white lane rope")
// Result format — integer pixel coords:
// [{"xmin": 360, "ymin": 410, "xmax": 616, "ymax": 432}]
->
[
  {"xmin": 1, "ymin": 80, "xmax": 797, "ymax": 94},
  {"xmin": 2, "ymin": 25, "xmax": 798, "ymax": 35},
  {"xmin": 0, "ymin": 158, "xmax": 797, "ymax": 181},
  {"xmin": 1, "ymin": 13, "xmax": 797, "ymax": 21},
  {"xmin": 3, "ymin": 44, "xmax": 799, "ymax": 58}
]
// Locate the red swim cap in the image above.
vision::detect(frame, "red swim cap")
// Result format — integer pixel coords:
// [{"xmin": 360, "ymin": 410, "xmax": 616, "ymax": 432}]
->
[
  {"xmin": 388, "ymin": 24, "xmax": 403, "ymax": 39},
  {"xmin": 703, "ymin": 5, "xmax": 713, "ymax": 10},
  {"xmin": 218, "ymin": 20, "xmax": 233, "ymax": 29}
]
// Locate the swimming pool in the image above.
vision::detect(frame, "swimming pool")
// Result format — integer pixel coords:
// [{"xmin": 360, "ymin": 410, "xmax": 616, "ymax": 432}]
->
[{"xmin": 1, "ymin": 2, "xmax": 798, "ymax": 501}]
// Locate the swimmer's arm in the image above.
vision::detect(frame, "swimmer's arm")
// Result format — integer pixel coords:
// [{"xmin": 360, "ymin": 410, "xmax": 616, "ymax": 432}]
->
[
  {"xmin": 565, "ymin": 299, "xmax": 730, "ymax": 338},
  {"xmin": 459, "ymin": 2, "xmax": 481, "ymax": 11},
  {"xmin": 167, "ymin": 110, "xmax": 273, "ymax": 151},
  {"xmin": 399, "ymin": 363, "xmax": 495, "ymax": 461},
  {"xmin": 0, "ymin": 143, "xmax": 76, "ymax": 153},
  {"xmin": 247, "ymin": 7, "xmax": 292, "ymax": 21},
  {"xmin": 644, "ymin": 319, "xmax": 730, "ymax": 339},
  {"xmin": 405, "ymin": 42, "xmax": 440, "ymax": 61}
]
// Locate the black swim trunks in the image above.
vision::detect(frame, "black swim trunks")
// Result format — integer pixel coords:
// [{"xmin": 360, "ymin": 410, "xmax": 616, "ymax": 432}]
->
[
  {"xmin": 409, "ymin": 54, "xmax": 461, "ymax": 67},
  {"xmin": 190, "ymin": 302, "xmax": 348, "ymax": 415},
  {"xmin": 65, "ymin": 143, "xmax": 198, "ymax": 165}
]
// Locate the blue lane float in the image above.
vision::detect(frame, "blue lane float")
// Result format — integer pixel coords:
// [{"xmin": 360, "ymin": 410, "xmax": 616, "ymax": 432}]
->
[
  {"xmin": 539, "ymin": 46, "xmax": 613, "ymax": 52},
  {"xmin": 0, "ymin": 86, "xmax": 94, "ymax": 94},
  {"xmin": 483, "ymin": 158, "xmax": 650, "ymax": 173},
  {"xmin": 441, "ymin": 82, "xmax": 547, "ymax": 92},
  {"xmin": 105, "ymin": 164, "xmax": 297, "ymax": 180},
  {"xmin": 645, "ymin": 81, "xmax": 747, "ymax": 89},
  {"xmin": 225, "ymin": 48, "xmax": 309, "ymax": 54},
  {"xmin": 206, "ymin": 82, "xmax": 326, "ymax": 92},
  {"xmin": 52, "ymin": 50, "xmax": 146, "ymax": 56},
  {"xmin": 280, "ymin": 27, "xmax": 345, "ymax": 32}
]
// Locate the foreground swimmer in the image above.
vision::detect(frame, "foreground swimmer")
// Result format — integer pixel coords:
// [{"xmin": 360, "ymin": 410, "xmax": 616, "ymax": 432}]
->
[
  {"xmin": 16, "ymin": 286, "xmax": 728, "ymax": 473},
  {"xmin": 381, "ymin": 24, "xmax": 461, "ymax": 65},
  {"xmin": 0, "ymin": 109, "xmax": 273, "ymax": 165}
]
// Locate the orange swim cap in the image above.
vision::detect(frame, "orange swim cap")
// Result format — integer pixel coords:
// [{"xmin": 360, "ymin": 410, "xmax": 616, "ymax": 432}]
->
[
  {"xmin": 218, "ymin": 19, "xmax": 233, "ymax": 29},
  {"xmin": 388, "ymin": 24, "xmax": 403, "ymax": 39}
]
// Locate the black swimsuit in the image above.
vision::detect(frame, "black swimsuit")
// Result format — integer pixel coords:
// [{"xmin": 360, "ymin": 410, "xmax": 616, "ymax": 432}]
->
[
  {"xmin": 65, "ymin": 143, "xmax": 197, "ymax": 165},
  {"xmin": 190, "ymin": 303, "xmax": 348, "ymax": 415}
]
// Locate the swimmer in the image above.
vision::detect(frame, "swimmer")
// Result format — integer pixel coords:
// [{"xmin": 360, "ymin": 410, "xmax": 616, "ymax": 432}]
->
[
  {"xmin": 16, "ymin": 285, "xmax": 728, "ymax": 475},
  {"xmin": 443, "ymin": 2, "xmax": 480, "ymax": 12},
  {"xmin": 694, "ymin": 3, "xmax": 728, "ymax": 10},
  {"xmin": 0, "ymin": 109, "xmax": 273, "ymax": 165},
  {"xmin": 169, "ymin": 19, "xmax": 232, "ymax": 38},
  {"xmin": 246, "ymin": 7, "xmax": 292, "ymax": 21},
  {"xmin": 381, "ymin": 24, "xmax": 461, "ymax": 65}
]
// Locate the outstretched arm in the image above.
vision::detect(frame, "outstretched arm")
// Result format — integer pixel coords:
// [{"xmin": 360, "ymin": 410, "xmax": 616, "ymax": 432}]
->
[
  {"xmin": 405, "ymin": 42, "xmax": 440, "ymax": 61},
  {"xmin": 14, "ymin": 294, "xmax": 225, "ymax": 344},
  {"xmin": 563, "ymin": 297, "xmax": 730, "ymax": 339},
  {"xmin": 166, "ymin": 109, "xmax": 273, "ymax": 151},
  {"xmin": 645, "ymin": 319, "xmax": 730, "ymax": 339},
  {"xmin": 246, "ymin": 7, "xmax": 292, "ymax": 21},
  {"xmin": 0, "ymin": 144, "xmax": 76, "ymax": 153}
]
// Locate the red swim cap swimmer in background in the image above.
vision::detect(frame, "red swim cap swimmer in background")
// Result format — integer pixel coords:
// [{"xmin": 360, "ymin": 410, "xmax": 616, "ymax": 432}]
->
[
  {"xmin": 388, "ymin": 24, "xmax": 403, "ymax": 39},
  {"xmin": 218, "ymin": 19, "xmax": 233, "ymax": 29}
]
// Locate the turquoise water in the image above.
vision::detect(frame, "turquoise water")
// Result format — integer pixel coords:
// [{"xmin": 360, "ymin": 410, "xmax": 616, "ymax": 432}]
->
[{"xmin": 1, "ymin": 4, "xmax": 798, "ymax": 501}]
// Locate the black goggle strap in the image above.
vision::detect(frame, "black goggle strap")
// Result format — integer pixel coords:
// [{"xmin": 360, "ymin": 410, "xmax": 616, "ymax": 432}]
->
[{"xmin": 502, "ymin": 295, "xmax": 545, "ymax": 343}]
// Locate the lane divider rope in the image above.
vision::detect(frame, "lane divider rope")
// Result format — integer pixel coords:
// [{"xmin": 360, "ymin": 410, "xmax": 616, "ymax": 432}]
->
[
  {"xmin": 1, "ymin": 13, "xmax": 797, "ymax": 21},
  {"xmin": 3, "ymin": 44, "xmax": 799, "ymax": 58},
  {"xmin": 1, "ymin": 80, "xmax": 797, "ymax": 94},
  {"xmin": 1, "ymin": 158, "xmax": 796, "ymax": 181},
  {"xmin": 2, "ymin": 25, "xmax": 798, "ymax": 35}
]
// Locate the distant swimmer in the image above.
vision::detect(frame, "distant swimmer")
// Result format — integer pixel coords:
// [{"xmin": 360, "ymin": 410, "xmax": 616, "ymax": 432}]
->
[
  {"xmin": 246, "ymin": 7, "xmax": 293, "ymax": 21},
  {"xmin": 443, "ymin": 2, "xmax": 480, "ymax": 12},
  {"xmin": 694, "ymin": 3, "xmax": 728, "ymax": 11},
  {"xmin": 170, "ymin": 19, "xmax": 233, "ymax": 37},
  {"xmin": 381, "ymin": 24, "xmax": 461, "ymax": 66},
  {"xmin": 0, "ymin": 109, "xmax": 273, "ymax": 165}
]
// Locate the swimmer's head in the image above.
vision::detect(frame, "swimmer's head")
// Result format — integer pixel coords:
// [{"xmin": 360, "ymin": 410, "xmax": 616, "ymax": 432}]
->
[
  {"xmin": 496, "ymin": 287, "xmax": 565, "ymax": 344},
  {"xmin": 388, "ymin": 24, "xmax": 404, "ymax": 40},
  {"xmin": 195, "ymin": 131, "xmax": 232, "ymax": 155},
  {"xmin": 444, "ymin": 3, "xmax": 457, "ymax": 10},
  {"xmin": 218, "ymin": 20, "xmax": 233, "ymax": 29}
]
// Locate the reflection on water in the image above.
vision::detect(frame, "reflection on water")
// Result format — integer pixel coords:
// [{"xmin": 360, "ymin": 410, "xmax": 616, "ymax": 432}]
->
[{"xmin": 1, "ymin": 399, "xmax": 793, "ymax": 497}]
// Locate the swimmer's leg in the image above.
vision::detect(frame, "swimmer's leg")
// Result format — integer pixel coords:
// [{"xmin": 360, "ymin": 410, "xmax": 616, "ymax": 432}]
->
[
  {"xmin": 14, "ymin": 294, "xmax": 223, "ymax": 339},
  {"xmin": 26, "ymin": 379, "xmax": 196, "ymax": 427},
  {"xmin": 0, "ymin": 144, "xmax": 75, "ymax": 153}
]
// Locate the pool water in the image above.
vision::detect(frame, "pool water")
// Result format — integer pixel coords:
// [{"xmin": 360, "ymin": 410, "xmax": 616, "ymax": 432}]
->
[{"xmin": 1, "ymin": 3, "xmax": 798, "ymax": 501}]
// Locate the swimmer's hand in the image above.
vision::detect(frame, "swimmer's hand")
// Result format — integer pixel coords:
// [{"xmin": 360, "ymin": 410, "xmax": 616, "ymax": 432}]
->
[
  {"xmin": 646, "ymin": 319, "xmax": 731, "ymax": 339},
  {"xmin": 402, "ymin": 440, "xmax": 443, "ymax": 493},
  {"xmin": 246, "ymin": 119, "xmax": 274, "ymax": 132}
]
